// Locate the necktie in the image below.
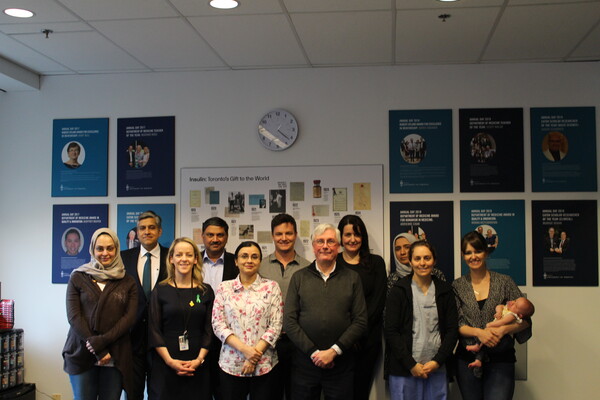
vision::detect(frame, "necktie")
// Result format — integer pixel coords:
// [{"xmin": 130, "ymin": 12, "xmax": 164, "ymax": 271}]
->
[{"xmin": 143, "ymin": 253, "xmax": 152, "ymax": 299}]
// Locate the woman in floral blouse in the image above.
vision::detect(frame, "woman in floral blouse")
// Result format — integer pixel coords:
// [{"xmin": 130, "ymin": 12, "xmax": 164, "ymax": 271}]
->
[{"xmin": 211, "ymin": 241, "xmax": 283, "ymax": 400}]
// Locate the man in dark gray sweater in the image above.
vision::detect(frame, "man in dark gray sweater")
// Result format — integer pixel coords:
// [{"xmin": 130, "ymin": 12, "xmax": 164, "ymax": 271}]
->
[{"xmin": 284, "ymin": 223, "xmax": 367, "ymax": 400}]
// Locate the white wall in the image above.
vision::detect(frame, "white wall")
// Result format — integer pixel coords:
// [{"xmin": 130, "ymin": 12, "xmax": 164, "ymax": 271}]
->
[{"xmin": 0, "ymin": 62, "xmax": 598, "ymax": 399}]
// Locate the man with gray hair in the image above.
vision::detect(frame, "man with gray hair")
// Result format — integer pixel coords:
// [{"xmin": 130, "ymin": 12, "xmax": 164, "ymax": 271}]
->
[
  {"xmin": 284, "ymin": 223, "xmax": 367, "ymax": 400},
  {"xmin": 121, "ymin": 210, "xmax": 168, "ymax": 400}
]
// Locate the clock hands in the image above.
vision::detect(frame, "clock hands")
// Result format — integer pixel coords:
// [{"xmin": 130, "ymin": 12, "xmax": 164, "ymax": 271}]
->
[{"xmin": 277, "ymin": 128, "xmax": 290, "ymax": 140}]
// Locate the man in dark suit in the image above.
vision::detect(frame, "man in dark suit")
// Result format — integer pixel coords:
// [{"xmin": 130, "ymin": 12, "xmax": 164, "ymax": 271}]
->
[
  {"xmin": 121, "ymin": 210, "xmax": 169, "ymax": 400},
  {"xmin": 201, "ymin": 217, "xmax": 238, "ymax": 400}
]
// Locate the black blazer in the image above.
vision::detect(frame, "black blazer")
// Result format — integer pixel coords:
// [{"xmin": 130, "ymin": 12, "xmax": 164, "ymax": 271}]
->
[{"xmin": 121, "ymin": 245, "xmax": 169, "ymax": 353}]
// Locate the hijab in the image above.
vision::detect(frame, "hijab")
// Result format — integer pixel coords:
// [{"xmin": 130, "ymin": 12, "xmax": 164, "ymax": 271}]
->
[
  {"xmin": 72, "ymin": 228, "xmax": 125, "ymax": 281},
  {"xmin": 393, "ymin": 232, "xmax": 417, "ymax": 278}
]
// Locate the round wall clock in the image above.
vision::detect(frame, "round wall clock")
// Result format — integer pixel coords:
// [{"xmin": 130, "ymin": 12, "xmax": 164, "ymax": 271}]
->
[{"xmin": 258, "ymin": 109, "xmax": 299, "ymax": 151}]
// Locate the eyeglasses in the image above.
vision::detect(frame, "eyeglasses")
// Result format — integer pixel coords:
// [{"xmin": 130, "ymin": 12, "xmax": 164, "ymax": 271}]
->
[{"xmin": 313, "ymin": 239, "xmax": 338, "ymax": 247}]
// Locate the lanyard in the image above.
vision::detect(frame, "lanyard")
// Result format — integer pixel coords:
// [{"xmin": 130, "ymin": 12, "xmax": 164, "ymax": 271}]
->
[{"xmin": 173, "ymin": 273, "xmax": 194, "ymax": 336}]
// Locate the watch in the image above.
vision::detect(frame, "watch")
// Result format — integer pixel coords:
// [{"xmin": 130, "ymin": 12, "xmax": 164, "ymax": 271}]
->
[{"xmin": 258, "ymin": 109, "xmax": 299, "ymax": 151}]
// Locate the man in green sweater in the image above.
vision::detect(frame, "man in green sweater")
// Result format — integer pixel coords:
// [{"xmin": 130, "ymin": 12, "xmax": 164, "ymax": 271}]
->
[{"xmin": 284, "ymin": 223, "xmax": 367, "ymax": 400}]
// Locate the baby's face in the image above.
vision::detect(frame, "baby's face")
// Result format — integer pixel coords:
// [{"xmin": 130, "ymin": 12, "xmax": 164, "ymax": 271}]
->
[{"xmin": 507, "ymin": 298, "xmax": 527, "ymax": 316}]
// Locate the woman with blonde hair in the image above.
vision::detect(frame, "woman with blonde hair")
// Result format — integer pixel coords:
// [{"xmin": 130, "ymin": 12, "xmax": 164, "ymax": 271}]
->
[{"xmin": 148, "ymin": 237, "xmax": 214, "ymax": 400}]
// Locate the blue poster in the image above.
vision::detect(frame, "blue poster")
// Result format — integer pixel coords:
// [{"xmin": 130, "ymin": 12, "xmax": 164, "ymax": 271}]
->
[
  {"xmin": 459, "ymin": 108, "xmax": 524, "ymax": 192},
  {"xmin": 389, "ymin": 110, "xmax": 453, "ymax": 193},
  {"xmin": 117, "ymin": 204, "xmax": 176, "ymax": 250},
  {"xmin": 531, "ymin": 107, "xmax": 597, "ymax": 192},
  {"xmin": 389, "ymin": 201, "xmax": 454, "ymax": 281},
  {"xmin": 532, "ymin": 200, "xmax": 598, "ymax": 286},
  {"xmin": 52, "ymin": 204, "xmax": 109, "ymax": 283},
  {"xmin": 460, "ymin": 200, "xmax": 526, "ymax": 285},
  {"xmin": 117, "ymin": 116, "xmax": 175, "ymax": 197},
  {"xmin": 51, "ymin": 118, "xmax": 108, "ymax": 197}
]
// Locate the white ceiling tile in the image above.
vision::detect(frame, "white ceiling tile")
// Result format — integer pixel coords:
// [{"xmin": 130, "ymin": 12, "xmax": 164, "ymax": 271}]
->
[
  {"xmin": 0, "ymin": 0, "xmax": 79, "ymax": 23},
  {"xmin": 0, "ymin": 21, "xmax": 91, "ymax": 34},
  {"xmin": 91, "ymin": 18, "xmax": 226, "ymax": 69},
  {"xmin": 510, "ymin": 0, "xmax": 599, "ymax": 5},
  {"xmin": 189, "ymin": 14, "xmax": 306, "ymax": 67},
  {"xmin": 57, "ymin": 0, "xmax": 177, "ymax": 20},
  {"xmin": 170, "ymin": 0, "xmax": 283, "ymax": 16},
  {"xmin": 284, "ymin": 0, "xmax": 390, "ymax": 12},
  {"xmin": 396, "ymin": 0, "xmax": 504, "ymax": 10},
  {"xmin": 484, "ymin": 3, "xmax": 600, "ymax": 61},
  {"xmin": 0, "ymin": 32, "xmax": 70, "ymax": 74},
  {"xmin": 396, "ymin": 7, "xmax": 500, "ymax": 63},
  {"xmin": 292, "ymin": 11, "xmax": 392, "ymax": 65},
  {"xmin": 569, "ymin": 22, "xmax": 600, "ymax": 60},
  {"xmin": 14, "ymin": 31, "xmax": 148, "ymax": 72}
]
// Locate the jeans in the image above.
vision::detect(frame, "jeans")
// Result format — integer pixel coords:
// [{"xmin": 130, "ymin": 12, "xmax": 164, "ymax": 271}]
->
[
  {"xmin": 455, "ymin": 359, "xmax": 515, "ymax": 400},
  {"xmin": 389, "ymin": 367, "xmax": 448, "ymax": 400},
  {"xmin": 69, "ymin": 366, "xmax": 123, "ymax": 400}
]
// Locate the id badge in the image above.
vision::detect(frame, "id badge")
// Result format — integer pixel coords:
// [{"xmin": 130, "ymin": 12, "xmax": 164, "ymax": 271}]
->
[{"xmin": 178, "ymin": 335, "xmax": 189, "ymax": 351}]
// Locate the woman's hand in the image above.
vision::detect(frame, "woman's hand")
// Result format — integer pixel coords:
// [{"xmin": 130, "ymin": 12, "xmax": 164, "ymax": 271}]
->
[
  {"xmin": 410, "ymin": 363, "xmax": 428, "ymax": 379},
  {"xmin": 487, "ymin": 326, "xmax": 507, "ymax": 341},
  {"xmin": 241, "ymin": 360, "xmax": 256, "ymax": 376},
  {"xmin": 477, "ymin": 327, "xmax": 501, "ymax": 347},
  {"xmin": 242, "ymin": 344, "xmax": 262, "ymax": 364},
  {"xmin": 422, "ymin": 361, "xmax": 440, "ymax": 375},
  {"xmin": 85, "ymin": 340, "xmax": 95, "ymax": 354},
  {"xmin": 166, "ymin": 358, "xmax": 196, "ymax": 376},
  {"xmin": 186, "ymin": 358, "xmax": 204, "ymax": 371},
  {"xmin": 97, "ymin": 353, "xmax": 112, "ymax": 366}
]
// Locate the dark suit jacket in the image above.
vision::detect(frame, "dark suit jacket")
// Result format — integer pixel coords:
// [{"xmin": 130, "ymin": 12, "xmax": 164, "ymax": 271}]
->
[
  {"xmin": 207, "ymin": 251, "xmax": 238, "ymax": 357},
  {"xmin": 222, "ymin": 251, "xmax": 238, "ymax": 282},
  {"xmin": 121, "ymin": 245, "xmax": 169, "ymax": 354},
  {"xmin": 559, "ymin": 238, "xmax": 570, "ymax": 254}
]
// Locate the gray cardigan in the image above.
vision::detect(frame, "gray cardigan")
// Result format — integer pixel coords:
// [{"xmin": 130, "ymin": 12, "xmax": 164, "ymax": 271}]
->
[
  {"xmin": 283, "ymin": 262, "xmax": 367, "ymax": 356},
  {"xmin": 452, "ymin": 271, "xmax": 532, "ymax": 361}
]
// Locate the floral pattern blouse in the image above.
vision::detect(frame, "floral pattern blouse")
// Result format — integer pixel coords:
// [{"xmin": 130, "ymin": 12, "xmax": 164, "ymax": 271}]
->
[{"xmin": 212, "ymin": 275, "xmax": 283, "ymax": 376}]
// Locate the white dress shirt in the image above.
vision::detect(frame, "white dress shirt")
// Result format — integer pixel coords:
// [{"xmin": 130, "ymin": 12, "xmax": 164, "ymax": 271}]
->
[{"xmin": 137, "ymin": 245, "xmax": 161, "ymax": 290}]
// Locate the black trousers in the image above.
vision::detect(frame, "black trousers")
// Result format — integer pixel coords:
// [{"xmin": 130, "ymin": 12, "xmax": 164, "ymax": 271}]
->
[
  {"xmin": 271, "ymin": 334, "xmax": 294, "ymax": 400},
  {"xmin": 220, "ymin": 369, "xmax": 275, "ymax": 400},
  {"xmin": 129, "ymin": 346, "xmax": 151, "ymax": 400},
  {"xmin": 291, "ymin": 349, "xmax": 355, "ymax": 400}
]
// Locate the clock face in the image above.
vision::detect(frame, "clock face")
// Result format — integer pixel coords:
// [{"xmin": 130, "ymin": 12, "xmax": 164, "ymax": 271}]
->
[{"xmin": 258, "ymin": 109, "xmax": 298, "ymax": 151}]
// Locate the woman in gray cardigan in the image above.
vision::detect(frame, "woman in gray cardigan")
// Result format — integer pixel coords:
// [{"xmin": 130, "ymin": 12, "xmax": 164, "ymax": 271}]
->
[{"xmin": 62, "ymin": 228, "xmax": 137, "ymax": 400}]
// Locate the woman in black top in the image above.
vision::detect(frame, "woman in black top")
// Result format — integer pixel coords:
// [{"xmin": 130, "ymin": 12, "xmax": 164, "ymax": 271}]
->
[
  {"xmin": 336, "ymin": 215, "xmax": 387, "ymax": 400},
  {"xmin": 148, "ymin": 237, "xmax": 214, "ymax": 400}
]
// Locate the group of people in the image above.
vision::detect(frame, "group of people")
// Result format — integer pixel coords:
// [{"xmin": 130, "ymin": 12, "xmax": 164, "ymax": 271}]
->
[
  {"xmin": 544, "ymin": 226, "xmax": 570, "ymax": 256},
  {"xmin": 62, "ymin": 211, "xmax": 533, "ymax": 400},
  {"xmin": 400, "ymin": 136, "xmax": 427, "ymax": 164},
  {"xmin": 126, "ymin": 144, "xmax": 150, "ymax": 168}
]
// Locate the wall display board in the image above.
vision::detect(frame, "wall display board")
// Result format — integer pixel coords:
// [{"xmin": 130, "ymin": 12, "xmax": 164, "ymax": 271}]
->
[
  {"xmin": 530, "ymin": 107, "xmax": 597, "ymax": 192},
  {"xmin": 117, "ymin": 204, "xmax": 176, "ymax": 250},
  {"xmin": 460, "ymin": 200, "xmax": 526, "ymax": 285},
  {"xmin": 52, "ymin": 204, "xmax": 109, "ymax": 283},
  {"xmin": 117, "ymin": 116, "xmax": 175, "ymax": 197},
  {"xmin": 459, "ymin": 108, "xmax": 524, "ymax": 193},
  {"xmin": 532, "ymin": 200, "xmax": 598, "ymax": 286},
  {"xmin": 52, "ymin": 118, "xmax": 108, "ymax": 197},
  {"xmin": 389, "ymin": 201, "xmax": 454, "ymax": 281},
  {"xmin": 389, "ymin": 109, "xmax": 453, "ymax": 193},
  {"xmin": 180, "ymin": 165, "xmax": 383, "ymax": 260}
]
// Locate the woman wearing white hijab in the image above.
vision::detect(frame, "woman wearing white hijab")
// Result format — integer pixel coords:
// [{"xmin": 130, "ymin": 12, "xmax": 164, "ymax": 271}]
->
[
  {"xmin": 62, "ymin": 228, "xmax": 138, "ymax": 400},
  {"xmin": 387, "ymin": 233, "xmax": 446, "ymax": 291}
]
